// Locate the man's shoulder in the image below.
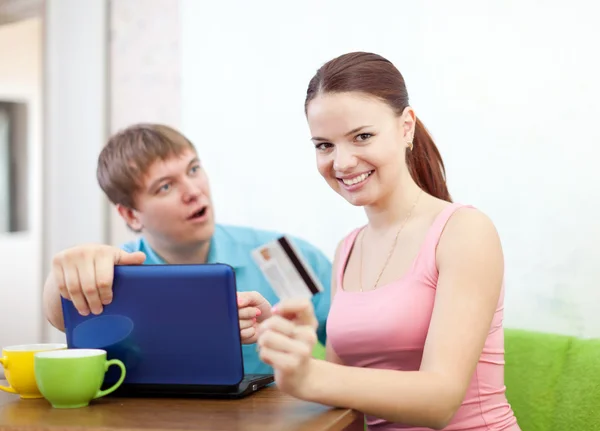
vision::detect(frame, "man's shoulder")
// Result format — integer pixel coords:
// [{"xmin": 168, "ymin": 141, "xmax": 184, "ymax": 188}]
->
[
  {"xmin": 216, "ymin": 224, "xmax": 331, "ymax": 263},
  {"xmin": 119, "ymin": 237, "xmax": 144, "ymax": 253},
  {"xmin": 216, "ymin": 223, "xmax": 294, "ymax": 249},
  {"xmin": 119, "ymin": 237, "xmax": 162, "ymax": 264},
  {"xmin": 216, "ymin": 223, "xmax": 280, "ymax": 244}
]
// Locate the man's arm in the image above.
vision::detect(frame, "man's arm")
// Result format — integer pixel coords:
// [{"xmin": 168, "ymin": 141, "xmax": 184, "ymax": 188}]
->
[{"xmin": 43, "ymin": 272, "xmax": 66, "ymax": 332}]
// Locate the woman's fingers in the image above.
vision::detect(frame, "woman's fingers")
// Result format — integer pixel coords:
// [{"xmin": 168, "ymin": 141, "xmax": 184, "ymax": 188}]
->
[
  {"xmin": 259, "ymin": 345, "xmax": 303, "ymax": 373},
  {"xmin": 257, "ymin": 315, "xmax": 296, "ymax": 338},
  {"xmin": 258, "ymin": 327, "xmax": 311, "ymax": 357},
  {"xmin": 272, "ymin": 299, "xmax": 318, "ymax": 329}
]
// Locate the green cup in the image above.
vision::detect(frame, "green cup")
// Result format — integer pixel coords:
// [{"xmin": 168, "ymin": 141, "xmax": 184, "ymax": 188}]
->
[{"xmin": 33, "ymin": 348, "xmax": 126, "ymax": 409}]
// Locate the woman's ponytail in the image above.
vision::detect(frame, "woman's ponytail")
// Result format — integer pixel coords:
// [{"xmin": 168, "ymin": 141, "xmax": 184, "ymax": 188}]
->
[{"xmin": 407, "ymin": 118, "xmax": 452, "ymax": 202}]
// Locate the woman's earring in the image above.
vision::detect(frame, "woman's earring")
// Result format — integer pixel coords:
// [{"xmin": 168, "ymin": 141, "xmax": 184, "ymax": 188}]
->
[{"xmin": 407, "ymin": 141, "xmax": 413, "ymax": 151}]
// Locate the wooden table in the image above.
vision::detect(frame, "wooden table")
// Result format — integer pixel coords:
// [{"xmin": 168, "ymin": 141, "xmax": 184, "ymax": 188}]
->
[{"xmin": 0, "ymin": 380, "xmax": 355, "ymax": 431}]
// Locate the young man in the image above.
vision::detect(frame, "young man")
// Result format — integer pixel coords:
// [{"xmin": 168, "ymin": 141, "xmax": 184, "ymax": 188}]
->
[{"xmin": 43, "ymin": 123, "xmax": 332, "ymax": 375}]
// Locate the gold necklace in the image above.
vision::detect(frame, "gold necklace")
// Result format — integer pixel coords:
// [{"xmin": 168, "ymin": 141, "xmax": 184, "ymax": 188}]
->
[{"xmin": 359, "ymin": 189, "xmax": 423, "ymax": 292}]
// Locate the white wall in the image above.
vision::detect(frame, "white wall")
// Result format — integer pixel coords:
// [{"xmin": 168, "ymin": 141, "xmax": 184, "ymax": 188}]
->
[
  {"xmin": 181, "ymin": 0, "xmax": 600, "ymax": 337},
  {"xmin": 43, "ymin": 0, "xmax": 108, "ymax": 343},
  {"xmin": 40, "ymin": 0, "xmax": 183, "ymax": 345},
  {"xmin": 0, "ymin": 18, "xmax": 43, "ymax": 349},
  {"xmin": 108, "ymin": 0, "xmax": 182, "ymax": 247}
]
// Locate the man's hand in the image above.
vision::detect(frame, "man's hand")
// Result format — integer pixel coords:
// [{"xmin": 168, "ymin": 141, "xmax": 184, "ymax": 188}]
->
[
  {"xmin": 51, "ymin": 244, "xmax": 146, "ymax": 316},
  {"xmin": 237, "ymin": 291, "xmax": 273, "ymax": 344}
]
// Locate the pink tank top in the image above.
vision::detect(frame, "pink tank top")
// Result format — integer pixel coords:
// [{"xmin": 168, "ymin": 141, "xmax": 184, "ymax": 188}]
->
[{"xmin": 326, "ymin": 203, "xmax": 520, "ymax": 431}]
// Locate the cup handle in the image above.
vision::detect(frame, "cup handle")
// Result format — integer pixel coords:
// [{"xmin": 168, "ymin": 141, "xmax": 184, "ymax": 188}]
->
[
  {"xmin": 0, "ymin": 357, "xmax": 17, "ymax": 394},
  {"xmin": 93, "ymin": 359, "xmax": 126, "ymax": 399}
]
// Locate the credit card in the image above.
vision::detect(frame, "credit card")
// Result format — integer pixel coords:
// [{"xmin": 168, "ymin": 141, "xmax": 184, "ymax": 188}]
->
[{"xmin": 251, "ymin": 235, "xmax": 324, "ymax": 300}]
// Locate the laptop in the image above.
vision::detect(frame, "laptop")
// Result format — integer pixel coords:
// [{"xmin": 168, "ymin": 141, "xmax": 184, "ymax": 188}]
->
[{"xmin": 60, "ymin": 263, "xmax": 274, "ymax": 399}]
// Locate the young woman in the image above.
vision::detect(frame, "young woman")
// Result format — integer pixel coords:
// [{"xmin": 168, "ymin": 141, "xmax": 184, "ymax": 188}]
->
[{"xmin": 255, "ymin": 52, "xmax": 521, "ymax": 430}]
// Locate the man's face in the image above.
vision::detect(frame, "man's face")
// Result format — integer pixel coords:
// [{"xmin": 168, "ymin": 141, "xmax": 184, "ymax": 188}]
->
[{"xmin": 119, "ymin": 149, "xmax": 215, "ymax": 248}]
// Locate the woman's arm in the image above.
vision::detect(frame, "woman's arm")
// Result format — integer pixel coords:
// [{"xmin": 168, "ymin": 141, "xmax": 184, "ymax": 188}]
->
[
  {"xmin": 327, "ymin": 342, "xmax": 365, "ymax": 431},
  {"xmin": 301, "ymin": 208, "xmax": 505, "ymax": 429}
]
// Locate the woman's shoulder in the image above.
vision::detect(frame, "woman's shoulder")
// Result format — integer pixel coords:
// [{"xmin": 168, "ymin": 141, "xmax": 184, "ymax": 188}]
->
[
  {"xmin": 437, "ymin": 203, "xmax": 503, "ymax": 272},
  {"xmin": 442, "ymin": 204, "xmax": 499, "ymax": 241}
]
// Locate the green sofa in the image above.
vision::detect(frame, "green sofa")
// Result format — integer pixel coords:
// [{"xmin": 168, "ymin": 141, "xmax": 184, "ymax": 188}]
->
[{"xmin": 313, "ymin": 328, "xmax": 600, "ymax": 430}]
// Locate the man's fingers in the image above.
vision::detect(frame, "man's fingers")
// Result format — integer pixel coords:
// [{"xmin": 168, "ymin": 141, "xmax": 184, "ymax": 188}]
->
[
  {"xmin": 95, "ymin": 253, "xmax": 115, "ymax": 306},
  {"xmin": 237, "ymin": 291, "xmax": 263, "ymax": 307},
  {"xmin": 240, "ymin": 327, "xmax": 257, "ymax": 342},
  {"xmin": 78, "ymin": 258, "xmax": 102, "ymax": 315},
  {"xmin": 239, "ymin": 318, "xmax": 256, "ymax": 330},
  {"xmin": 52, "ymin": 260, "xmax": 69, "ymax": 300},
  {"xmin": 63, "ymin": 266, "xmax": 89, "ymax": 316},
  {"xmin": 238, "ymin": 306, "xmax": 261, "ymax": 320},
  {"xmin": 237, "ymin": 293, "xmax": 249, "ymax": 308},
  {"xmin": 116, "ymin": 250, "xmax": 146, "ymax": 265},
  {"xmin": 238, "ymin": 292, "xmax": 272, "ymax": 322}
]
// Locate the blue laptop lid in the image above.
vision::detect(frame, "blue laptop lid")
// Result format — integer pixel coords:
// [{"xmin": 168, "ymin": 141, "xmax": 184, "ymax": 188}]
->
[{"xmin": 61, "ymin": 263, "xmax": 244, "ymax": 387}]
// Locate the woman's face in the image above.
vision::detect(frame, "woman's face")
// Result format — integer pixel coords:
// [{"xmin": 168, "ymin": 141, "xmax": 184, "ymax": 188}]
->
[{"xmin": 306, "ymin": 92, "xmax": 415, "ymax": 207}]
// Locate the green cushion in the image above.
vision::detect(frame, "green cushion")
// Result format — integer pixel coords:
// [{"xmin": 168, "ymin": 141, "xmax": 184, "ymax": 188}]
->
[
  {"xmin": 312, "ymin": 342, "xmax": 326, "ymax": 360},
  {"xmin": 504, "ymin": 329, "xmax": 572, "ymax": 431},
  {"xmin": 505, "ymin": 328, "xmax": 600, "ymax": 431},
  {"xmin": 552, "ymin": 335, "xmax": 600, "ymax": 430}
]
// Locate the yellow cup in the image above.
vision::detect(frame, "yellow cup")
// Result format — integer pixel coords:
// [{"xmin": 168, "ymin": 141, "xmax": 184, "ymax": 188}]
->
[{"xmin": 0, "ymin": 343, "xmax": 67, "ymax": 399}]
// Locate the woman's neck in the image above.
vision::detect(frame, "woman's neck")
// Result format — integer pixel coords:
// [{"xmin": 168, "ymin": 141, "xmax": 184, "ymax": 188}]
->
[{"xmin": 364, "ymin": 176, "xmax": 424, "ymax": 234}]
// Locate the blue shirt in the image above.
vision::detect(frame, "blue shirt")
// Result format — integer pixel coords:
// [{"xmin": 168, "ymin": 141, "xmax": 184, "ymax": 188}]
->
[{"xmin": 120, "ymin": 224, "xmax": 332, "ymax": 375}]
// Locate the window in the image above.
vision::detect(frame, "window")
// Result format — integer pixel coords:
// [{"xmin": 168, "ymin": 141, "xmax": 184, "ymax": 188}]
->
[{"xmin": 0, "ymin": 101, "xmax": 28, "ymax": 233}]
